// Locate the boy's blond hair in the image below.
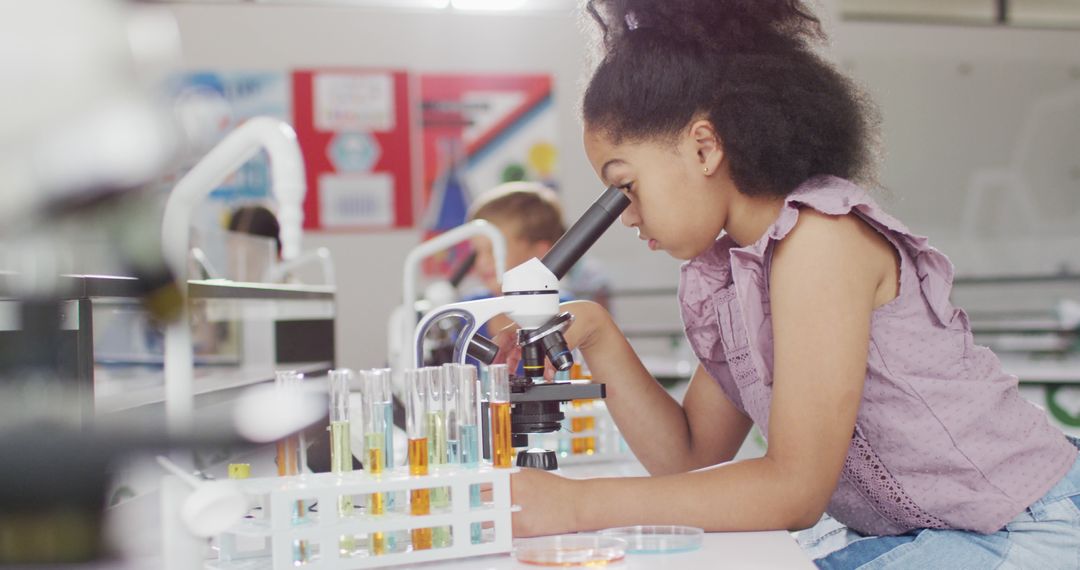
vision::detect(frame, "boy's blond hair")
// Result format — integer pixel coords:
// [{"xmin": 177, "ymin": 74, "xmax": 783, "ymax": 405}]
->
[{"xmin": 468, "ymin": 181, "xmax": 566, "ymax": 244}]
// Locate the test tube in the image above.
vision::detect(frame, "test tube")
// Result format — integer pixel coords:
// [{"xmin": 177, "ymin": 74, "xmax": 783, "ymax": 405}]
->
[
  {"xmin": 458, "ymin": 365, "xmax": 483, "ymax": 544},
  {"xmin": 443, "ymin": 363, "xmax": 461, "ymax": 466},
  {"xmin": 405, "ymin": 368, "xmax": 432, "ymax": 550},
  {"xmin": 571, "ymin": 399, "xmax": 597, "ymax": 455},
  {"xmin": 328, "ymin": 369, "xmax": 356, "ymax": 557},
  {"xmin": 489, "ymin": 364, "xmax": 513, "ymax": 468},
  {"xmin": 275, "ymin": 370, "xmax": 308, "ymax": 564},
  {"xmin": 328, "ymin": 369, "xmax": 354, "ymax": 475},
  {"xmin": 426, "ymin": 367, "xmax": 451, "ymax": 547},
  {"xmin": 375, "ymin": 369, "xmax": 395, "ymax": 473},
  {"xmin": 361, "ymin": 369, "xmax": 386, "ymax": 555},
  {"xmin": 425, "ymin": 367, "xmax": 447, "ymax": 466}
]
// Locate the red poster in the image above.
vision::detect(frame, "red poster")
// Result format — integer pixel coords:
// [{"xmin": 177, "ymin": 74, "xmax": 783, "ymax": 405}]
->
[{"xmin": 293, "ymin": 69, "xmax": 414, "ymax": 230}]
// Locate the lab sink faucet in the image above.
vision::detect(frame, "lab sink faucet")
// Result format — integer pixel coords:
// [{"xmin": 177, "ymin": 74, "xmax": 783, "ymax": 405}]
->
[{"xmin": 161, "ymin": 117, "xmax": 305, "ymax": 436}]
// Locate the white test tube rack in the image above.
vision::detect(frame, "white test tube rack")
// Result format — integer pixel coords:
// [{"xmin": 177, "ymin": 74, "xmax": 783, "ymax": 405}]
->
[
  {"xmin": 529, "ymin": 400, "xmax": 634, "ymax": 466},
  {"xmin": 209, "ymin": 464, "xmax": 518, "ymax": 569}
]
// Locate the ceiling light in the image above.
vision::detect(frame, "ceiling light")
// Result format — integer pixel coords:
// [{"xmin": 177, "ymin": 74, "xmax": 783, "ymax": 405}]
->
[{"xmin": 451, "ymin": 0, "xmax": 528, "ymax": 11}]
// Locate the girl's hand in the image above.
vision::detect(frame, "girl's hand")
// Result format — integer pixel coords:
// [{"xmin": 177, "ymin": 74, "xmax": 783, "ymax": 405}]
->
[
  {"xmin": 511, "ymin": 468, "xmax": 582, "ymax": 537},
  {"xmin": 492, "ymin": 300, "xmax": 611, "ymax": 380}
]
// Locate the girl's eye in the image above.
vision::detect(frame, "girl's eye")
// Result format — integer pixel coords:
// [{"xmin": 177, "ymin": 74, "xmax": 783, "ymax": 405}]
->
[{"xmin": 618, "ymin": 182, "xmax": 634, "ymax": 194}]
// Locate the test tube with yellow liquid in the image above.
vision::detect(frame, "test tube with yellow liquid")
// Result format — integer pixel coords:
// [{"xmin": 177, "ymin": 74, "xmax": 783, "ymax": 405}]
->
[
  {"xmin": 426, "ymin": 367, "xmax": 452, "ymax": 547},
  {"xmin": 328, "ymin": 369, "xmax": 357, "ymax": 556},
  {"xmin": 275, "ymin": 370, "xmax": 309, "ymax": 564},
  {"xmin": 405, "ymin": 368, "xmax": 432, "ymax": 550},
  {"xmin": 489, "ymin": 364, "xmax": 513, "ymax": 468},
  {"xmin": 360, "ymin": 369, "xmax": 388, "ymax": 556},
  {"xmin": 571, "ymin": 399, "xmax": 597, "ymax": 455}
]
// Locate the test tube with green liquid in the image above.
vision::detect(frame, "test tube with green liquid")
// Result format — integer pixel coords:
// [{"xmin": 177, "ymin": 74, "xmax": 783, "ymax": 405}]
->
[
  {"xmin": 361, "ymin": 369, "xmax": 387, "ymax": 555},
  {"xmin": 457, "ymin": 365, "xmax": 483, "ymax": 543},
  {"xmin": 405, "ymin": 368, "xmax": 432, "ymax": 550},
  {"xmin": 426, "ymin": 367, "xmax": 451, "ymax": 547},
  {"xmin": 328, "ymin": 369, "xmax": 356, "ymax": 557}
]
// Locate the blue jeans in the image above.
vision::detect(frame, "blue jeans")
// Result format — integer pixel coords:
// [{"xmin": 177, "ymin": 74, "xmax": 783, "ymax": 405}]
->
[{"xmin": 798, "ymin": 437, "xmax": 1080, "ymax": 569}]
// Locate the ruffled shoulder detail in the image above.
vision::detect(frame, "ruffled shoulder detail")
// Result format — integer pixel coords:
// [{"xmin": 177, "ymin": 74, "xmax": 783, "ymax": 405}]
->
[{"xmin": 731, "ymin": 176, "xmax": 968, "ymax": 331}]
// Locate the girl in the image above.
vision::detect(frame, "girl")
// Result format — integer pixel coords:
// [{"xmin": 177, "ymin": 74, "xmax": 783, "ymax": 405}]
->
[{"xmin": 502, "ymin": 1, "xmax": 1080, "ymax": 568}]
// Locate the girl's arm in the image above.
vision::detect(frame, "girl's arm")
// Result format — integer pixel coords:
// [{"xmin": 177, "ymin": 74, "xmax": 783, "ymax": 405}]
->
[
  {"xmin": 554, "ymin": 301, "xmax": 753, "ymax": 475},
  {"xmin": 513, "ymin": 211, "xmax": 893, "ymax": 536}
]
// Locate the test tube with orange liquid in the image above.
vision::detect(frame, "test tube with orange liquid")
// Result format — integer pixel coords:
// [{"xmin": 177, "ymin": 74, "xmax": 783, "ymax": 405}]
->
[
  {"xmin": 489, "ymin": 364, "xmax": 513, "ymax": 468},
  {"xmin": 405, "ymin": 368, "xmax": 432, "ymax": 550}
]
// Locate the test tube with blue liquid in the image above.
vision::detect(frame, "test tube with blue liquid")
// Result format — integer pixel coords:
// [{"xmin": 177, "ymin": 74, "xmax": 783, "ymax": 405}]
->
[
  {"xmin": 457, "ymin": 365, "xmax": 483, "ymax": 543},
  {"xmin": 443, "ymin": 363, "xmax": 461, "ymax": 467}
]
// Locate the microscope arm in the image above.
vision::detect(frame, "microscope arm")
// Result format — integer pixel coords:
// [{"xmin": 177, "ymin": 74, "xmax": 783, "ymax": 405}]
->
[{"xmin": 412, "ymin": 296, "xmax": 515, "ymax": 369}]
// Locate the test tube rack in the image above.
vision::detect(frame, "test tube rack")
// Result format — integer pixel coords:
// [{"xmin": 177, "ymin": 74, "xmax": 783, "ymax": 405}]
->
[
  {"xmin": 208, "ymin": 464, "xmax": 518, "ymax": 570},
  {"xmin": 529, "ymin": 400, "xmax": 634, "ymax": 465}
]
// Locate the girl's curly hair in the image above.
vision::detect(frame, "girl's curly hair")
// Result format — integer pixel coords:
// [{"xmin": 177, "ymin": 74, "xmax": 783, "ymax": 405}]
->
[{"xmin": 582, "ymin": 0, "xmax": 879, "ymax": 197}]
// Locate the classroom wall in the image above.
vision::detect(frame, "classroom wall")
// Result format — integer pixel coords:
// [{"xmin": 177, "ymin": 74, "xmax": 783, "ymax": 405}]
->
[{"xmin": 167, "ymin": 3, "xmax": 1080, "ymax": 369}]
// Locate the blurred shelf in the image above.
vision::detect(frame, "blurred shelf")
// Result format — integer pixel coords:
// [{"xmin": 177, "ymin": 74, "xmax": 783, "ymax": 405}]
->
[
  {"xmin": 0, "ymin": 274, "xmax": 335, "ymax": 300},
  {"xmin": 94, "ymin": 360, "xmax": 333, "ymax": 414},
  {"xmin": 1001, "ymin": 355, "xmax": 1080, "ymax": 384}
]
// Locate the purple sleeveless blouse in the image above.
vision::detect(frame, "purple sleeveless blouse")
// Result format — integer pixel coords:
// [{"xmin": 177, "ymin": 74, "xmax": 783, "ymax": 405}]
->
[{"xmin": 678, "ymin": 176, "xmax": 1076, "ymax": 535}]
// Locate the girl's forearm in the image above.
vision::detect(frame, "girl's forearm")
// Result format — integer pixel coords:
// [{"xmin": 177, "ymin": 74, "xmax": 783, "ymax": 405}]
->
[
  {"xmin": 562, "ymin": 302, "xmax": 699, "ymax": 473},
  {"xmin": 571, "ymin": 456, "xmax": 821, "ymax": 532}
]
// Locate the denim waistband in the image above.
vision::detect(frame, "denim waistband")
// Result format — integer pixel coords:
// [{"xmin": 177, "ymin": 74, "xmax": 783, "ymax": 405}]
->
[{"xmin": 1039, "ymin": 436, "xmax": 1080, "ymax": 504}]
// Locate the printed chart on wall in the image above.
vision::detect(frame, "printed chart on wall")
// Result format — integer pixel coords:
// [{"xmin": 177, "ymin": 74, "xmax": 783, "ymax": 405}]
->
[
  {"xmin": 163, "ymin": 71, "xmax": 292, "ymax": 221},
  {"xmin": 293, "ymin": 69, "xmax": 414, "ymax": 231},
  {"xmin": 419, "ymin": 73, "xmax": 557, "ymax": 273}
]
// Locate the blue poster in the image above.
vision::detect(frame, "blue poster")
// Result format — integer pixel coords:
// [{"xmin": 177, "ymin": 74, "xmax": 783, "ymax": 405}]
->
[{"xmin": 165, "ymin": 71, "xmax": 291, "ymax": 201}]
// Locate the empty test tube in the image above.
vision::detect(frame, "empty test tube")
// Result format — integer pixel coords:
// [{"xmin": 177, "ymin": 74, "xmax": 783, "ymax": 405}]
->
[
  {"xmin": 489, "ymin": 364, "xmax": 513, "ymax": 468},
  {"xmin": 405, "ymin": 368, "xmax": 432, "ymax": 550}
]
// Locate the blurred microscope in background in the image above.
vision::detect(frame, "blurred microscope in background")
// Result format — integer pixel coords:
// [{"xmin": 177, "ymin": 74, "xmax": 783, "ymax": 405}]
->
[{"xmin": 0, "ymin": 0, "xmax": 189, "ymax": 563}]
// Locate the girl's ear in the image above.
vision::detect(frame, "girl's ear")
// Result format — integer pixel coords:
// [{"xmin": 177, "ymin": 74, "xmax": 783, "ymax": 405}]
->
[{"xmin": 688, "ymin": 119, "xmax": 724, "ymax": 176}]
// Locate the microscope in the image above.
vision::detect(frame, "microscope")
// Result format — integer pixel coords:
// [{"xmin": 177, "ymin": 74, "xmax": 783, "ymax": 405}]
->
[{"xmin": 412, "ymin": 185, "xmax": 630, "ymax": 468}]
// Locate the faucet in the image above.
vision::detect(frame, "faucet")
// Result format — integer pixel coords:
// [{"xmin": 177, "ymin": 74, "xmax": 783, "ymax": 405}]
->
[
  {"xmin": 161, "ymin": 117, "xmax": 305, "ymax": 435},
  {"xmin": 389, "ymin": 219, "xmax": 507, "ymax": 396}
]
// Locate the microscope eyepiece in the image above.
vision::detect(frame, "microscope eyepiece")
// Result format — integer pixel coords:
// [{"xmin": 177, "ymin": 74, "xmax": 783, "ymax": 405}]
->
[{"xmin": 542, "ymin": 185, "xmax": 631, "ymax": 279}]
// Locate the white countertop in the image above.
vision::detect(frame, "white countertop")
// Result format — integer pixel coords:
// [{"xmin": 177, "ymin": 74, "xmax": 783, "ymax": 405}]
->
[
  {"xmin": 409, "ymin": 458, "xmax": 814, "ymax": 570},
  {"xmin": 408, "ymin": 530, "xmax": 815, "ymax": 569}
]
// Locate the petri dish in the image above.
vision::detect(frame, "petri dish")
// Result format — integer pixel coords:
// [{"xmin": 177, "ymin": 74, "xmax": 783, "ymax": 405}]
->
[
  {"xmin": 597, "ymin": 525, "xmax": 704, "ymax": 554},
  {"xmin": 513, "ymin": 534, "xmax": 628, "ymax": 566}
]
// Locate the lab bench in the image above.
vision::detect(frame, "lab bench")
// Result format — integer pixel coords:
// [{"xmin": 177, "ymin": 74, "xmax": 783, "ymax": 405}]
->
[{"xmin": 1, "ymin": 273, "xmax": 336, "ymax": 424}]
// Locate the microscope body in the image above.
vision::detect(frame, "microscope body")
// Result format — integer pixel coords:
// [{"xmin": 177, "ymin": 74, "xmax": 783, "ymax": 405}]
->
[
  {"xmin": 411, "ymin": 184, "xmax": 629, "ymax": 466},
  {"xmin": 411, "ymin": 258, "xmax": 602, "ymax": 452}
]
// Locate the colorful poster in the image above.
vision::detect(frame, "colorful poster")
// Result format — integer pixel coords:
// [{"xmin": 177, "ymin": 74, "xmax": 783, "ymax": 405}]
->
[
  {"xmin": 293, "ymin": 69, "xmax": 414, "ymax": 231},
  {"xmin": 165, "ymin": 71, "xmax": 292, "ymax": 202},
  {"xmin": 419, "ymin": 73, "xmax": 557, "ymax": 272}
]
